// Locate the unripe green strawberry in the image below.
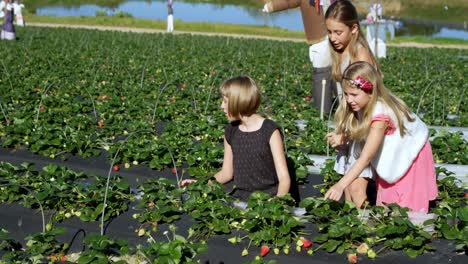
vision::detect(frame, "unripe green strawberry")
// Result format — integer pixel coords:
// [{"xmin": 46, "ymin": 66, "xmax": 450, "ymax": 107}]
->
[
  {"xmin": 296, "ymin": 245, "xmax": 302, "ymax": 252},
  {"xmin": 367, "ymin": 249, "xmax": 377, "ymax": 259}
]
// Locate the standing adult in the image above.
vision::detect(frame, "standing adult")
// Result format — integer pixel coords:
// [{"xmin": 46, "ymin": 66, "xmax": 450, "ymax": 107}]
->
[
  {"xmin": 13, "ymin": 0, "xmax": 24, "ymax": 27},
  {"xmin": 167, "ymin": 0, "xmax": 174, "ymax": 33},
  {"xmin": 263, "ymin": 0, "xmax": 335, "ymax": 113},
  {"xmin": 0, "ymin": 1, "xmax": 5, "ymax": 19},
  {"xmin": 1, "ymin": 0, "xmax": 16, "ymax": 40}
]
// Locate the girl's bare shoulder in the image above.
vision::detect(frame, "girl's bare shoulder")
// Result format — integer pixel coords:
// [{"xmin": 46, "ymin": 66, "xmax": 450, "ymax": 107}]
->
[{"xmin": 355, "ymin": 46, "xmax": 374, "ymax": 65}]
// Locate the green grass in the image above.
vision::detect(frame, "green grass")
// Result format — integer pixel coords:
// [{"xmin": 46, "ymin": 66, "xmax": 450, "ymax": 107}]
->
[
  {"xmin": 390, "ymin": 36, "xmax": 468, "ymax": 46},
  {"xmin": 27, "ymin": 14, "xmax": 306, "ymax": 40},
  {"xmin": 27, "ymin": 14, "xmax": 468, "ymax": 46}
]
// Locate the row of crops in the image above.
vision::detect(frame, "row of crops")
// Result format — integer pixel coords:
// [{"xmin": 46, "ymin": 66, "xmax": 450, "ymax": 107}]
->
[
  {"xmin": 0, "ymin": 27, "xmax": 466, "ymax": 180},
  {"xmin": 0, "ymin": 27, "xmax": 467, "ymax": 263},
  {"xmin": 1, "ymin": 161, "xmax": 466, "ymax": 263}
]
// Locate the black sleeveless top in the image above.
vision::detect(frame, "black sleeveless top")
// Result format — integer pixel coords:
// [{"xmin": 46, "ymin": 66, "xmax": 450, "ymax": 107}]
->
[{"xmin": 225, "ymin": 119, "xmax": 282, "ymax": 200}]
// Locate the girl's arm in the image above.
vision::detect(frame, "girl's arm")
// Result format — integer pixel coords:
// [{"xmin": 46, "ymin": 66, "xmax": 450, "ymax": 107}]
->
[
  {"xmin": 324, "ymin": 121, "xmax": 387, "ymax": 201},
  {"xmin": 270, "ymin": 129, "xmax": 291, "ymax": 197},
  {"xmin": 214, "ymin": 136, "xmax": 234, "ymax": 184},
  {"xmin": 180, "ymin": 136, "xmax": 232, "ymax": 187},
  {"xmin": 180, "ymin": 138, "xmax": 234, "ymax": 187}
]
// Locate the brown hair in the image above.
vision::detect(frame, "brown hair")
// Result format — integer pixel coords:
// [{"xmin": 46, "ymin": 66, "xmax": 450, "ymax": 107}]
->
[
  {"xmin": 325, "ymin": 0, "xmax": 380, "ymax": 81},
  {"xmin": 219, "ymin": 76, "xmax": 261, "ymax": 119}
]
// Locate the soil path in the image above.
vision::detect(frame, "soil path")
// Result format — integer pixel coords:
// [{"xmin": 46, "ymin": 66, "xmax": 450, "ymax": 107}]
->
[{"xmin": 28, "ymin": 22, "xmax": 468, "ymax": 50}]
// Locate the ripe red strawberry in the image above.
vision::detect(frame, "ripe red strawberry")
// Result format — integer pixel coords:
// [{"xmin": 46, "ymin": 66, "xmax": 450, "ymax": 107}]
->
[
  {"xmin": 60, "ymin": 255, "xmax": 68, "ymax": 262},
  {"xmin": 113, "ymin": 165, "xmax": 119, "ymax": 171},
  {"xmin": 305, "ymin": 96, "xmax": 311, "ymax": 101},
  {"xmin": 102, "ymin": 95, "xmax": 109, "ymax": 100},
  {"xmin": 347, "ymin": 253, "xmax": 358, "ymax": 263},
  {"xmin": 302, "ymin": 238, "xmax": 312, "ymax": 249},
  {"xmin": 171, "ymin": 168, "xmax": 177, "ymax": 174},
  {"xmin": 260, "ymin": 245, "xmax": 270, "ymax": 257},
  {"xmin": 464, "ymin": 192, "xmax": 468, "ymax": 198},
  {"xmin": 39, "ymin": 105, "xmax": 45, "ymax": 111}
]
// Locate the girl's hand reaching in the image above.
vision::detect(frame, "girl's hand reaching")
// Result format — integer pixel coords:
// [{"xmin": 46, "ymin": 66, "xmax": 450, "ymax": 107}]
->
[
  {"xmin": 326, "ymin": 132, "xmax": 345, "ymax": 148},
  {"xmin": 180, "ymin": 179, "xmax": 197, "ymax": 188},
  {"xmin": 324, "ymin": 183, "xmax": 345, "ymax": 201}
]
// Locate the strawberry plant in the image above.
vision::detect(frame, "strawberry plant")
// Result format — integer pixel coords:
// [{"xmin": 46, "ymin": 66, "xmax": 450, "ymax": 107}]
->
[
  {"xmin": 429, "ymin": 129, "xmax": 467, "ymax": 164},
  {"xmin": 138, "ymin": 226, "xmax": 207, "ymax": 264},
  {"xmin": 432, "ymin": 169, "xmax": 468, "ymax": 254},
  {"xmin": 77, "ymin": 234, "xmax": 130, "ymax": 264},
  {"xmin": 239, "ymin": 193, "xmax": 302, "ymax": 251},
  {"xmin": 318, "ymin": 159, "xmax": 342, "ymax": 195},
  {"xmin": 133, "ymin": 178, "xmax": 184, "ymax": 230},
  {"xmin": 0, "ymin": 228, "xmax": 23, "ymax": 263},
  {"xmin": 300, "ymin": 199, "xmax": 367, "ymax": 254},
  {"xmin": 371, "ymin": 204, "xmax": 436, "ymax": 258},
  {"xmin": 24, "ymin": 227, "xmax": 70, "ymax": 262},
  {"xmin": 182, "ymin": 179, "xmax": 242, "ymax": 240},
  {"xmin": 0, "ymin": 162, "xmax": 133, "ymax": 222},
  {"xmin": 0, "ymin": 227, "xmax": 69, "ymax": 263}
]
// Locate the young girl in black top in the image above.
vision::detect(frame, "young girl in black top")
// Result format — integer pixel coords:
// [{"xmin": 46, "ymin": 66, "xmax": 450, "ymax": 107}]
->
[{"xmin": 182, "ymin": 76, "xmax": 290, "ymax": 200}]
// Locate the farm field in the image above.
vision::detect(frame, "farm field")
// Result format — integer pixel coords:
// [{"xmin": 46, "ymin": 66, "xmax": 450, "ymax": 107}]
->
[{"xmin": 0, "ymin": 26, "xmax": 467, "ymax": 263}]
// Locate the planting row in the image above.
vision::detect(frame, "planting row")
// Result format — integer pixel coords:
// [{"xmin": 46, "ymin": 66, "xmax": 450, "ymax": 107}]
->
[
  {"xmin": 0, "ymin": 160, "xmax": 467, "ymax": 263},
  {"xmin": 0, "ymin": 27, "xmax": 466, "ymax": 184}
]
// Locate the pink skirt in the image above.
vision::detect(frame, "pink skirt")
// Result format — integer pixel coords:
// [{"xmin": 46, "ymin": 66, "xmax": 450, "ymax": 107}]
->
[{"xmin": 375, "ymin": 141, "xmax": 438, "ymax": 213}]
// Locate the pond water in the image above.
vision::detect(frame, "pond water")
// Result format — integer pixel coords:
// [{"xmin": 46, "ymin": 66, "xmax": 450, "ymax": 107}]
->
[{"xmin": 35, "ymin": 0, "xmax": 468, "ymax": 40}]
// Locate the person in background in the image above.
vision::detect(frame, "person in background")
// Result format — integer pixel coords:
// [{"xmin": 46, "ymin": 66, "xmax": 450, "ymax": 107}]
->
[
  {"xmin": 0, "ymin": 1, "xmax": 5, "ymax": 19},
  {"xmin": 325, "ymin": 61, "xmax": 438, "ymax": 213},
  {"xmin": 1, "ymin": 0, "xmax": 16, "ymax": 40},
  {"xmin": 13, "ymin": 0, "xmax": 24, "ymax": 26},
  {"xmin": 181, "ymin": 76, "xmax": 291, "ymax": 201},
  {"xmin": 167, "ymin": 0, "xmax": 174, "ymax": 33},
  {"xmin": 262, "ymin": 0, "xmax": 336, "ymax": 114},
  {"xmin": 324, "ymin": 0, "xmax": 380, "ymax": 208}
]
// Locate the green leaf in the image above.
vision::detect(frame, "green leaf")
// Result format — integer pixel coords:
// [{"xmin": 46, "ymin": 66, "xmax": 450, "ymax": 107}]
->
[{"xmin": 324, "ymin": 240, "xmax": 341, "ymax": 253}]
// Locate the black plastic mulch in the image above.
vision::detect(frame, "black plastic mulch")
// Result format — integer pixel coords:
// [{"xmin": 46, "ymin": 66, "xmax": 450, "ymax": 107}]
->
[{"xmin": 0, "ymin": 147, "xmax": 466, "ymax": 263}]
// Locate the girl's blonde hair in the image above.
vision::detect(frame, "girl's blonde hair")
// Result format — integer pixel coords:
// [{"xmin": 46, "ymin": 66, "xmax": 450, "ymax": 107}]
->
[
  {"xmin": 219, "ymin": 76, "xmax": 261, "ymax": 119},
  {"xmin": 325, "ymin": 0, "xmax": 380, "ymax": 81},
  {"xmin": 335, "ymin": 61, "xmax": 414, "ymax": 141}
]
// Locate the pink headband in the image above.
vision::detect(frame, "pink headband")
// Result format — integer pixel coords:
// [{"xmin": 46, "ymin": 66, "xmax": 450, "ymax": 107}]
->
[{"xmin": 349, "ymin": 75, "xmax": 373, "ymax": 93}]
